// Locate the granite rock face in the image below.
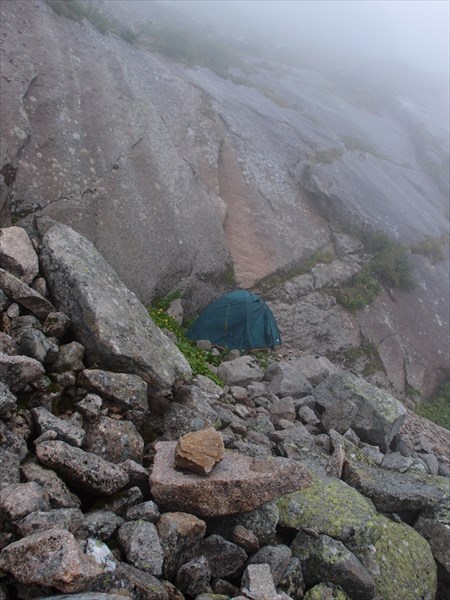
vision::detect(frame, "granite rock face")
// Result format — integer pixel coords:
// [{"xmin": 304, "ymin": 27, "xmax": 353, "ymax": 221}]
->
[{"xmin": 40, "ymin": 223, "xmax": 191, "ymax": 388}]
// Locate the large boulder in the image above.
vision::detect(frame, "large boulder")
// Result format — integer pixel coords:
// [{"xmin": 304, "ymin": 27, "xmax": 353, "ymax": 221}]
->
[
  {"xmin": 278, "ymin": 474, "xmax": 437, "ymax": 600},
  {"xmin": 313, "ymin": 373, "xmax": 407, "ymax": 452},
  {"xmin": 40, "ymin": 223, "xmax": 191, "ymax": 388}
]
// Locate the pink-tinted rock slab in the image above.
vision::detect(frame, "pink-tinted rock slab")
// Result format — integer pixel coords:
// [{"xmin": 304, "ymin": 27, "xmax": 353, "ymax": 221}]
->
[{"xmin": 150, "ymin": 441, "xmax": 312, "ymax": 517}]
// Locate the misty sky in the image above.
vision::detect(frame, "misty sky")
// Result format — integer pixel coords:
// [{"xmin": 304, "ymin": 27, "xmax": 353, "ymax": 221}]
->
[{"xmin": 166, "ymin": 0, "xmax": 450, "ymax": 81}]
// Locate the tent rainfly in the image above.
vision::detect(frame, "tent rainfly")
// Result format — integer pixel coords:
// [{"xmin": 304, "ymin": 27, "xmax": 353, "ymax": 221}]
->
[{"xmin": 186, "ymin": 289, "xmax": 281, "ymax": 352}]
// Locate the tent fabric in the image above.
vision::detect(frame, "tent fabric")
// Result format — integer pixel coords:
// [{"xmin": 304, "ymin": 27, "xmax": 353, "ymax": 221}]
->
[{"xmin": 186, "ymin": 290, "xmax": 281, "ymax": 351}]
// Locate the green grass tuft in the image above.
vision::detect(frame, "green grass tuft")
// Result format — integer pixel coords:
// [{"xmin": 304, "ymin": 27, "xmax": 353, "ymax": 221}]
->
[{"xmin": 416, "ymin": 382, "xmax": 450, "ymax": 430}]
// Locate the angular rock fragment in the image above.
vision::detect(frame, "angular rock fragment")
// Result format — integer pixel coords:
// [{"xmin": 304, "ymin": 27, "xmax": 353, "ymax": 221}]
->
[
  {"xmin": 35, "ymin": 440, "xmax": 129, "ymax": 496},
  {"xmin": 0, "ymin": 447, "xmax": 20, "ymax": 487},
  {"xmin": 83, "ymin": 416, "xmax": 144, "ymax": 464},
  {"xmin": 16, "ymin": 508, "xmax": 83, "ymax": 537},
  {"xmin": 89, "ymin": 561, "xmax": 167, "ymax": 599},
  {"xmin": 199, "ymin": 534, "xmax": 248, "ymax": 579},
  {"xmin": 50, "ymin": 341, "xmax": 85, "ymax": 372},
  {"xmin": 218, "ymin": 355, "xmax": 264, "ymax": 386},
  {"xmin": 265, "ymin": 361, "xmax": 313, "ymax": 398},
  {"xmin": 343, "ymin": 458, "xmax": 445, "ymax": 512},
  {"xmin": 241, "ymin": 564, "xmax": 282, "ymax": 600},
  {"xmin": 156, "ymin": 511, "xmax": 207, "ymax": 580},
  {"xmin": 291, "ymin": 532, "xmax": 375, "ymax": 600},
  {"xmin": 414, "ymin": 497, "xmax": 450, "ymax": 584},
  {"xmin": 313, "ymin": 373, "xmax": 407, "ymax": 452},
  {"xmin": 20, "ymin": 462, "xmax": 81, "ymax": 508},
  {"xmin": 40, "ymin": 223, "xmax": 191, "ymax": 388},
  {"xmin": 92, "ymin": 486, "xmax": 143, "ymax": 517},
  {"xmin": 0, "ymin": 530, "xmax": 103, "ymax": 592},
  {"xmin": 116, "ymin": 520, "xmax": 164, "ymax": 576},
  {"xmin": 43, "ymin": 311, "xmax": 71, "ymax": 338},
  {"xmin": 0, "ymin": 353, "xmax": 45, "ymax": 392},
  {"xmin": 0, "ymin": 482, "xmax": 50, "ymax": 521},
  {"xmin": 175, "ymin": 555, "xmax": 211, "ymax": 597},
  {"xmin": 77, "ymin": 511, "xmax": 124, "ymax": 542},
  {"xmin": 0, "ymin": 268, "xmax": 56, "ymax": 319},
  {"xmin": 248, "ymin": 544, "xmax": 292, "ymax": 585},
  {"xmin": 175, "ymin": 427, "xmax": 224, "ymax": 475},
  {"xmin": 0, "ymin": 381, "xmax": 16, "ymax": 414},
  {"xmin": 0, "ymin": 226, "xmax": 39, "ymax": 284},
  {"xmin": 78, "ymin": 369, "xmax": 148, "ymax": 412},
  {"xmin": 151, "ymin": 441, "xmax": 311, "ymax": 517},
  {"xmin": 31, "ymin": 407, "xmax": 85, "ymax": 447}
]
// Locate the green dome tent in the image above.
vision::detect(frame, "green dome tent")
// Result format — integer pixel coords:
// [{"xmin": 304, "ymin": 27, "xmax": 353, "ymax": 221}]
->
[{"xmin": 186, "ymin": 290, "xmax": 281, "ymax": 352}]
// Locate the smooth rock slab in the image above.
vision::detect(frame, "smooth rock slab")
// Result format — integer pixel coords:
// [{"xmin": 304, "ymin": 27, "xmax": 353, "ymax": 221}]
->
[
  {"xmin": 40, "ymin": 224, "xmax": 191, "ymax": 388},
  {"xmin": 0, "ymin": 530, "xmax": 103, "ymax": 592},
  {"xmin": 151, "ymin": 441, "xmax": 312, "ymax": 517},
  {"xmin": 175, "ymin": 427, "xmax": 225, "ymax": 475},
  {"xmin": 35, "ymin": 440, "xmax": 129, "ymax": 496}
]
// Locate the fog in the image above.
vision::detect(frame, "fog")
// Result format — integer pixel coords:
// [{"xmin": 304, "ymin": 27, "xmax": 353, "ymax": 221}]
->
[{"xmin": 162, "ymin": 0, "xmax": 449, "ymax": 83}]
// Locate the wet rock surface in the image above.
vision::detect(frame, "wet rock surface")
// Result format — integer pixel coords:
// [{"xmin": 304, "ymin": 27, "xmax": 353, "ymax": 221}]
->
[{"xmin": 0, "ymin": 224, "xmax": 447, "ymax": 600}]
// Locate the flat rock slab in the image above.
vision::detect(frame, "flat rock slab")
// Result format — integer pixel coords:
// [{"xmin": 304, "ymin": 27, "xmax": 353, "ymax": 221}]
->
[
  {"xmin": 150, "ymin": 441, "xmax": 312, "ymax": 517},
  {"xmin": 0, "ymin": 226, "xmax": 39, "ymax": 284}
]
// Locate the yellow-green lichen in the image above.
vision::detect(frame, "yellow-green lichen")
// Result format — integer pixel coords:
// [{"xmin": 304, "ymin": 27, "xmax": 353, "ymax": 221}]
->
[
  {"xmin": 371, "ymin": 515, "xmax": 437, "ymax": 600},
  {"xmin": 277, "ymin": 475, "xmax": 380, "ymax": 547}
]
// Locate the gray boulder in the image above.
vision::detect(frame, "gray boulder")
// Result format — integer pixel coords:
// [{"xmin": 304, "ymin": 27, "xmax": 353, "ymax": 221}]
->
[
  {"xmin": 40, "ymin": 223, "xmax": 191, "ymax": 388},
  {"xmin": 291, "ymin": 533, "xmax": 375, "ymax": 600},
  {"xmin": 218, "ymin": 355, "xmax": 264, "ymax": 386},
  {"xmin": 313, "ymin": 373, "xmax": 407, "ymax": 452},
  {"xmin": 78, "ymin": 369, "xmax": 148, "ymax": 412},
  {"xmin": 0, "ymin": 530, "xmax": 103, "ymax": 593},
  {"xmin": 83, "ymin": 416, "xmax": 144, "ymax": 464},
  {"xmin": 35, "ymin": 440, "xmax": 129, "ymax": 496},
  {"xmin": 20, "ymin": 462, "xmax": 81, "ymax": 509},
  {"xmin": 343, "ymin": 458, "xmax": 445, "ymax": 512},
  {"xmin": 31, "ymin": 407, "xmax": 85, "ymax": 448},
  {"xmin": 156, "ymin": 511, "xmax": 207, "ymax": 580},
  {"xmin": 265, "ymin": 361, "xmax": 313, "ymax": 398},
  {"xmin": 0, "ymin": 353, "xmax": 45, "ymax": 392},
  {"xmin": 116, "ymin": 520, "xmax": 164, "ymax": 576}
]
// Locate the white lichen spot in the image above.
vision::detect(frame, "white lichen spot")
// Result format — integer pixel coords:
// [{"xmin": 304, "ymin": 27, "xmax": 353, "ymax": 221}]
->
[
  {"xmin": 69, "ymin": 148, "xmax": 75, "ymax": 156},
  {"xmin": 72, "ymin": 132, "xmax": 80, "ymax": 140},
  {"xmin": 90, "ymin": 167, "xmax": 96, "ymax": 173},
  {"xmin": 36, "ymin": 152, "xmax": 42, "ymax": 159},
  {"xmin": 12, "ymin": 127, "xmax": 28, "ymax": 140},
  {"xmin": 29, "ymin": 96, "xmax": 37, "ymax": 102}
]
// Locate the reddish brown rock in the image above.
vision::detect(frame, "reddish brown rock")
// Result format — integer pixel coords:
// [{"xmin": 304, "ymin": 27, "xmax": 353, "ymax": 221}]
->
[
  {"xmin": 0, "ymin": 530, "xmax": 103, "ymax": 592},
  {"xmin": 150, "ymin": 441, "xmax": 312, "ymax": 517},
  {"xmin": 175, "ymin": 427, "xmax": 224, "ymax": 476}
]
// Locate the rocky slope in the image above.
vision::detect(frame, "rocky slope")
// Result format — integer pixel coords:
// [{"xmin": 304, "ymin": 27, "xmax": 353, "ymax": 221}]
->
[
  {"xmin": 0, "ymin": 0, "xmax": 448, "ymax": 400},
  {"xmin": 0, "ymin": 224, "xmax": 449, "ymax": 600}
]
